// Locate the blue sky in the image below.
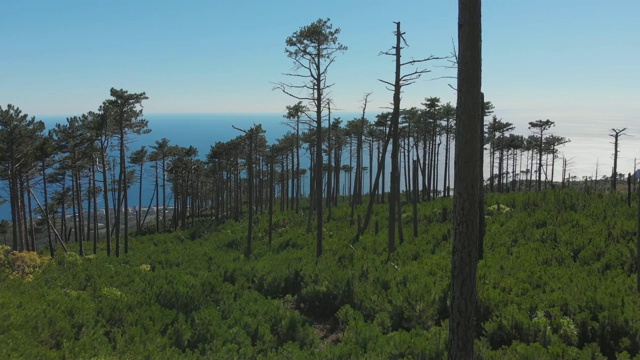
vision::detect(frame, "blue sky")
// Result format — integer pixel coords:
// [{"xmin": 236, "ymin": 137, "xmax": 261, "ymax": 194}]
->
[{"xmin": 1, "ymin": 0, "xmax": 639, "ymax": 176}]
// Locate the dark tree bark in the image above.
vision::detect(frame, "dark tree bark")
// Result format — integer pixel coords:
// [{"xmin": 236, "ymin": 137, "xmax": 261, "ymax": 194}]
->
[
  {"xmin": 449, "ymin": 0, "xmax": 482, "ymax": 358},
  {"xmin": 388, "ymin": 22, "xmax": 403, "ymax": 255},
  {"xmin": 326, "ymin": 104, "xmax": 333, "ymax": 221}
]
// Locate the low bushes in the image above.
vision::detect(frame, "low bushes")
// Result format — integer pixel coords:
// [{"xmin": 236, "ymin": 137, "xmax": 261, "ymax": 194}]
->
[{"xmin": 1, "ymin": 190, "xmax": 639, "ymax": 358}]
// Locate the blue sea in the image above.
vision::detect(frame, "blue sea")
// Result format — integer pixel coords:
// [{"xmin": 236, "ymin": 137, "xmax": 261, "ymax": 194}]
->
[
  {"xmin": 0, "ymin": 112, "xmax": 366, "ymax": 221},
  {"xmin": 6, "ymin": 111, "xmax": 610, "ymax": 223}
]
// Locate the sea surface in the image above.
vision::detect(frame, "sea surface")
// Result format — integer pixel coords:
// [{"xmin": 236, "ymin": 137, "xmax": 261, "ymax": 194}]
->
[
  {"xmin": 1, "ymin": 111, "xmax": 635, "ymax": 222},
  {"xmin": 0, "ymin": 113, "xmax": 362, "ymax": 221}
]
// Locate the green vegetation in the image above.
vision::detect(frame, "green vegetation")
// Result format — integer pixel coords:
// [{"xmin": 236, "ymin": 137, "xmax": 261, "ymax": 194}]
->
[{"xmin": 1, "ymin": 190, "xmax": 639, "ymax": 359}]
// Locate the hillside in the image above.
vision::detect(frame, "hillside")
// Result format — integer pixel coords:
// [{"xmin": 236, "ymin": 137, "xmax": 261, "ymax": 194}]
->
[{"xmin": 1, "ymin": 190, "xmax": 639, "ymax": 359}]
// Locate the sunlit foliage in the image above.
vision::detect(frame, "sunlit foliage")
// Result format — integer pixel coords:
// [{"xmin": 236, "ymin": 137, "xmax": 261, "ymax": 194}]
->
[{"xmin": 1, "ymin": 190, "xmax": 639, "ymax": 359}]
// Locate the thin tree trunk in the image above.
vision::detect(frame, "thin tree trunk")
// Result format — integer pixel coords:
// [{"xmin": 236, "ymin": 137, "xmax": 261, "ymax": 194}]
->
[
  {"xmin": 20, "ymin": 177, "xmax": 29, "ymax": 251},
  {"xmin": 122, "ymin": 135, "xmax": 130, "ymax": 254},
  {"xmin": 138, "ymin": 161, "xmax": 144, "ymax": 233},
  {"xmin": 26, "ymin": 177, "xmax": 36, "ymax": 252},
  {"xmin": 268, "ymin": 149, "xmax": 275, "ymax": 246},
  {"xmin": 246, "ymin": 131, "xmax": 254, "ymax": 259},
  {"xmin": 86, "ymin": 169, "xmax": 92, "ymax": 248},
  {"xmin": 296, "ymin": 119, "xmax": 301, "ymax": 213},
  {"xmin": 537, "ymin": 133, "xmax": 544, "ymax": 191},
  {"xmin": 435, "ymin": 139, "xmax": 441, "ymax": 197},
  {"xmin": 92, "ymin": 162, "xmax": 98, "ymax": 254},
  {"xmin": 28, "ymin": 188, "xmax": 68, "ymax": 253},
  {"xmin": 10, "ymin": 171, "xmax": 20, "ymax": 251},
  {"xmin": 369, "ymin": 137, "xmax": 374, "ymax": 196},
  {"xmin": 71, "ymin": 174, "xmax": 79, "ymax": 248},
  {"xmin": 306, "ymin": 153, "xmax": 315, "ymax": 234},
  {"xmin": 42, "ymin": 162, "xmax": 54, "ymax": 257},
  {"xmin": 76, "ymin": 171, "xmax": 85, "ymax": 254},
  {"xmin": 412, "ymin": 159, "xmax": 418, "ymax": 237},
  {"xmin": 444, "ymin": 119, "xmax": 451, "ymax": 197},
  {"xmin": 326, "ymin": 106, "xmax": 333, "ymax": 221},
  {"xmin": 162, "ymin": 157, "xmax": 167, "ymax": 231},
  {"xmin": 155, "ymin": 160, "xmax": 160, "ymax": 232},
  {"xmin": 115, "ymin": 153, "xmax": 122, "ymax": 257}
]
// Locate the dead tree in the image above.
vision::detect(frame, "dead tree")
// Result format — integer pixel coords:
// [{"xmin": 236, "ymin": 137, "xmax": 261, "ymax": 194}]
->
[
  {"xmin": 610, "ymin": 128, "xmax": 627, "ymax": 191},
  {"xmin": 378, "ymin": 21, "xmax": 443, "ymax": 255},
  {"xmin": 349, "ymin": 92, "xmax": 372, "ymax": 226}
]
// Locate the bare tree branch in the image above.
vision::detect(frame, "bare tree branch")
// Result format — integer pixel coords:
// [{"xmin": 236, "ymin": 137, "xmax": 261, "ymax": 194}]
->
[
  {"xmin": 378, "ymin": 79, "xmax": 395, "ymax": 87},
  {"xmin": 400, "ymin": 55, "xmax": 447, "ymax": 67}
]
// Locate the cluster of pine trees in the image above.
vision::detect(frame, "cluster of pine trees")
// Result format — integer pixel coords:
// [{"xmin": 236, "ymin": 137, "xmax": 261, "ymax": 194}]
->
[
  {"xmin": 0, "ymin": 92, "xmax": 572, "ymax": 257},
  {"xmin": 0, "ymin": 89, "xmax": 149, "ymax": 258}
]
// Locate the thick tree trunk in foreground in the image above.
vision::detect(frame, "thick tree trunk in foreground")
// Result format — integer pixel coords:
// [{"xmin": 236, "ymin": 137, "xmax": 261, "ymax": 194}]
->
[{"xmin": 449, "ymin": 0, "xmax": 482, "ymax": 358}]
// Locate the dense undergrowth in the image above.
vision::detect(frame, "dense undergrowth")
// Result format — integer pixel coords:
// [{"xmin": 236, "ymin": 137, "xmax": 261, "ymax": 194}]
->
[{"xmin": 1, "ymin": 190, "xmax": 640, "ymax": 359}]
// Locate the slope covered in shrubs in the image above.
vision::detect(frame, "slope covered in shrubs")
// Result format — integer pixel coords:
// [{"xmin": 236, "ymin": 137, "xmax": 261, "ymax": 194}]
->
[{"xmin": 1, "ymin": 190, "xmax": 639, "ymax": 359}]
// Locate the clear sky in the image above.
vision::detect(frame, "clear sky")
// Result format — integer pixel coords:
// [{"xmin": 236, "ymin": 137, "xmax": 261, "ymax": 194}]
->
[{"xmin": 1, "ymin": 0, "xmax": 639, "ymax": 177}]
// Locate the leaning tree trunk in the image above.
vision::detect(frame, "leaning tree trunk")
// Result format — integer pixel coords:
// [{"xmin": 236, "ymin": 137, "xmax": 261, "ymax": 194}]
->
[
  {"xmin": 360, "ymin": 125, "xmax": 392, "ymax": 236},
  {"xmin": 42, "ymin": 161, "xmax": 54, "ymax": 258}
]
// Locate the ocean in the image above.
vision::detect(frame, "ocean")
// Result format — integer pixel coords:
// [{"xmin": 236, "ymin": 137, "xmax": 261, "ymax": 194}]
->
[
  {"xmin": 0, "ymin": 111, "xmax": 634, "ymax": 222},
  {"xmin": 0, "ymin": 112, "xmax": 361, "ymax": 221}
]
